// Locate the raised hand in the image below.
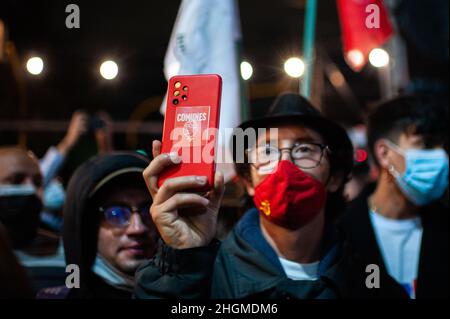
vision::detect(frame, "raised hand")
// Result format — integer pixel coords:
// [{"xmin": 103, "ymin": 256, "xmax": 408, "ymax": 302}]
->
[
  {"xmin": 143, "ymin": 141, "xmax": 224, "ymax": 249},
  {"xmin": 58, "ymin": 111, "xmax": 89, "ymax": 155}
]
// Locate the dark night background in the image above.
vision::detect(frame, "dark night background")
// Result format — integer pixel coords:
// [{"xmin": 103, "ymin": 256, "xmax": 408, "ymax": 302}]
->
[{"xmin": 0, "ymin": 0, "xmax": 448, "ymax": 159}]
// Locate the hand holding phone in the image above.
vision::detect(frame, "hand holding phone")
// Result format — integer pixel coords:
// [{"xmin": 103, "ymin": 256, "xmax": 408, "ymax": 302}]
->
[
  {"xmin": 143, "ymin": 140, "xmax": 225, "ymax": 249},
  {"xmin": 143, "ymin": 74, "xmax": 224, "ymax": 249}
]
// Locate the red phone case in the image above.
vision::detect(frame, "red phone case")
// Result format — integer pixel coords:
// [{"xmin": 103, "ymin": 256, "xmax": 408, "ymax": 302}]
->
[{"xmin": 158, "ymin": 74, "xmax": 222, "ymax": 191}]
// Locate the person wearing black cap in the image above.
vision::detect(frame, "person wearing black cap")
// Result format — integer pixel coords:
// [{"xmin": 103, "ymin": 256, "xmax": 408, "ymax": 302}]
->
[
  {"xmin": 135, "ymin": 93, "xmax": 407, "ymax": 299},
  {"xmin": 39, "ymin": 152, "xmax": 159, "ymax": 299}
]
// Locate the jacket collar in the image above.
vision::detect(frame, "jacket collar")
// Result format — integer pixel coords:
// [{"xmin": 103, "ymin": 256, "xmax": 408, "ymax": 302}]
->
[
  {"xmin": 236, "ymin": 208, "xmax": 342, "ymax": 278},
  {"xmin": 340, "ymin": 185, "xmax": 387, "ymax": 271}
]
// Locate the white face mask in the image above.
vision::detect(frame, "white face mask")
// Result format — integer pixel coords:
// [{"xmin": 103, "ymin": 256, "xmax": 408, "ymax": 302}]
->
[
  {"xmin": 92, "ymin": 254, "xmax": 135, "ymax": 292},
  {"xmin": 385, "ymin": 140, "xmax": 449, "ymax": 206}
]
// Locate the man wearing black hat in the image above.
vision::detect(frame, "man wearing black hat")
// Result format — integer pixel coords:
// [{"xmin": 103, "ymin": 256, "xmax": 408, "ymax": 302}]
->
[{"xmin": 135, "ymin": 93, "xmax": 407, "ymax": 299}]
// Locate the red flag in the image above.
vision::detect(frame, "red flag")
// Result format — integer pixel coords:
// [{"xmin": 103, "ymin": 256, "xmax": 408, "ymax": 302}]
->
[{"xmin": 337, "ymin": 0, "xmax": 393, "ymax": 72}]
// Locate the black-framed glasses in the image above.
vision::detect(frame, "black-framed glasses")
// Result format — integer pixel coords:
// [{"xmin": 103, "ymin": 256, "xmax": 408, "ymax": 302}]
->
[
  {"xmin": 246, "ymin": 142, "xmax": 330, "ymax": 170},
  {"xmin": 99, "ymin": 203, "xmax": 152, "ymax": 228}
]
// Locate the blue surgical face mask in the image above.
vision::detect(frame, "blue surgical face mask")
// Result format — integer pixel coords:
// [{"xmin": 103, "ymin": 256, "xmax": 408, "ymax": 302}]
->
[
  {"xmin": 43, "ymin": 180, "xmax": 66, "ymax": 211},
  {"xmin": 385, "ymin": 140, "xmax": 449, "ymax": 206}
]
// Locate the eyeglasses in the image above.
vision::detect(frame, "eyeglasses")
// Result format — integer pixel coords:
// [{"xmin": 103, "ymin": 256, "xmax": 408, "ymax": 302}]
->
[
  {"xmin": 99, "ymin": 204, "xmax": 152, "ymax": 228},
  {"xmin": 246, "ymin": 142, "xmax": 330, "ymax": 170}
]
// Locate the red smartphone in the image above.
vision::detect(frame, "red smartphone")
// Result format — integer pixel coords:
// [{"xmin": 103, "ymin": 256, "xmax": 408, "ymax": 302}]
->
[{"xmin": 158, "ymin": 74, "xmax": 222, "ymax": 192}]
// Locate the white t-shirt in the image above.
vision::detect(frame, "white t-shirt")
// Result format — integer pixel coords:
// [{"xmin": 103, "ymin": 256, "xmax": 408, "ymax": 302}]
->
[
  {"xmin": 279, "ymin": 257, "xmax": 320, "ymax": 281},
  {"xmin": 369, "ymin": 210, "xmax": 423, "ymax": 298}
]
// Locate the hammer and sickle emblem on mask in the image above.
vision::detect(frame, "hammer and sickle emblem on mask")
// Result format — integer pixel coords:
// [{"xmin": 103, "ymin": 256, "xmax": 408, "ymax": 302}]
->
[{"xmin": 260, "ymin": 200, "xmax": 271, "ymax": 216}]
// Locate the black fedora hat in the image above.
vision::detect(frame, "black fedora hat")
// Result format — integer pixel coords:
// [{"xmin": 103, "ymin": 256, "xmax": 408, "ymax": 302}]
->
[{"xmin": 234, "ymin": 92, "xmax": 354, "ymax": 177}]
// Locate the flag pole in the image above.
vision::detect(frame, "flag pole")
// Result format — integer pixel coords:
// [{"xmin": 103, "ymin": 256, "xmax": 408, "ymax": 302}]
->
[{"xmin": 301, "ymin": 0, "xmax": 318, "ymax": 98}]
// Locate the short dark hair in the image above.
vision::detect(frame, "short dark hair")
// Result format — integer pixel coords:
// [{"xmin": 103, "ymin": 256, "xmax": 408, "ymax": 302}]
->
[{"xmin": 368, "ymin": 95, "xmax": 449, "ymax": 166}]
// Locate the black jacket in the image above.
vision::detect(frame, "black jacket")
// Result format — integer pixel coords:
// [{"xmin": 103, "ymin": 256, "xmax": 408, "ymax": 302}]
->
[
  {"xmin": 135, "ymin": 208, "xmax": 407, "ymax": 299},
  {"xmin": 339, "ymin": 185, "xmax": 449, "ymax": 299},
  {"xmin": 62, "ymin": 152, "xmax": 150, "ymax": 299}
]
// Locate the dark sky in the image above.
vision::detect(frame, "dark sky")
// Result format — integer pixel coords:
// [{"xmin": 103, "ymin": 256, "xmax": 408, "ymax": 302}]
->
[
  {"xmin": 2, "ymin": 0, "xmax": 446, "ymax": 154},
  {"xmin": 0, "ymin": 0, "xmax": 376, "ymax": 122}
]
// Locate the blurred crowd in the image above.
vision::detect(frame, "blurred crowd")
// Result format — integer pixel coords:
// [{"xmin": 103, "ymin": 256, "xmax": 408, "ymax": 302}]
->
[{"xmin": 0, "ymin": 93, "xmax": 448, "ymax": 299}]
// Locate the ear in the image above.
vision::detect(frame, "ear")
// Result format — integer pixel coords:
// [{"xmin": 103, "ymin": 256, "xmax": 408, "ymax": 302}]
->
[
  {"xmin": 326, "ymin": 172, "xmax": 345, "ymax": 193},
  {"xmin": 374, "ymin": 139, "xmax": 391, "ymax": 169},
  {"xmin": 242, "ymin": 177, "xmax": 255, "ymax": 196}
]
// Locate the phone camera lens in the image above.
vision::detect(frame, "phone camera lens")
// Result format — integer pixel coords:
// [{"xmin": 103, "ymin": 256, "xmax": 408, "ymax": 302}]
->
[
  {"xmin": 173, "ymin": 98, "xmax": 179, "ymax": 105},
  {"xmin": 182, "ymin": 95, "xmax": 188, "ymax": 101}
]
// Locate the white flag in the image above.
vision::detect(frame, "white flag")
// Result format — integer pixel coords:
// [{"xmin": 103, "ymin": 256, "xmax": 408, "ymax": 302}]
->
[{"xmin": 162, "ymin": 0, "xmax": 243, "ymax": 182}]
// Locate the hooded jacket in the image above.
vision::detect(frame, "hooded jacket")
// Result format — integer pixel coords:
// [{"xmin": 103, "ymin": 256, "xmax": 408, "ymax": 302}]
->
[{"xmin": 63, "ymin": 152, "xmax": 150, "ymax": 299}]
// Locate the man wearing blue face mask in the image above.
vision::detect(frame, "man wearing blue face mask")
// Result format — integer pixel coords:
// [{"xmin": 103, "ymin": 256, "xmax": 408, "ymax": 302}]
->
[{"xmin": 339, "ymin": 95, "xmax": 449, "ymax": 299}]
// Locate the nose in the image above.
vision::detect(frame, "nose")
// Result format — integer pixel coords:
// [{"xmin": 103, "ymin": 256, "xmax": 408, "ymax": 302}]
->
[
  {"xmin": 23, "ymin": 177, "xmax": 35, "ymax": 186},
  {"xmin": 126, "ymin": 212, "xmax": 148, "ymax": 235},
  {"xmin": 23, "ymin": 177, "xmax": 43, "ymax": 199},
  {"xmin": 280, "ymin": 149, "xmax": 294, "ymax": 163}
]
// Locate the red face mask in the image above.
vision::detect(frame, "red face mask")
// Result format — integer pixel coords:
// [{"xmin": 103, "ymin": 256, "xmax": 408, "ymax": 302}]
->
[{"xmin": 253, "ymin": 160, "xmax": 327, "ymax": 230}]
